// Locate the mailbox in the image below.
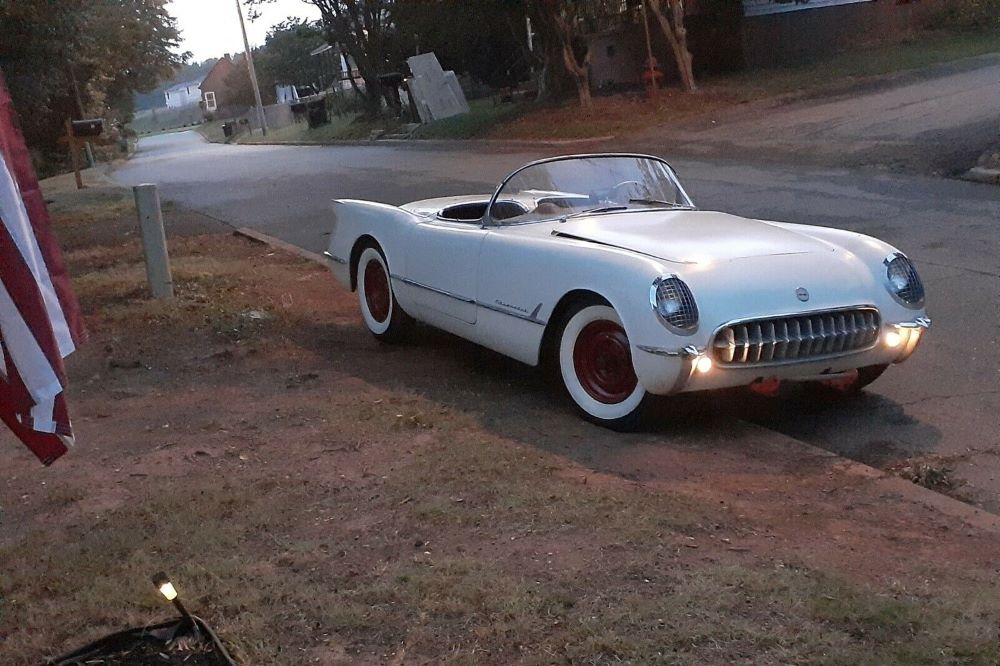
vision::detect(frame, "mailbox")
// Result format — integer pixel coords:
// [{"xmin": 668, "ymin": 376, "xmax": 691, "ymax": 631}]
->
[{"xmin": 70, "ymin": 119, "xmax": 104, "ymax": 138}]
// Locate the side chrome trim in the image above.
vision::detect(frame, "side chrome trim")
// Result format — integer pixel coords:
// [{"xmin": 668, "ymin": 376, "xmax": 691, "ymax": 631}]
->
[
  {"xmin": 479, "ymin": 300, "xmax": 547, "ymax": 326},
  {"xmin": 391, "ymin": 274, "xmax": 548, "ymax": 326},
  {"xmin": 390, "ymin": 275, "xmax": 548, "ymax": 326},
  {"xmin": 396, "ymin": 276, "xmax": 476, "ymax": 304},
  {"xmin": 323, "ymin": 251, "xmax": 348, "ymax": 265}
]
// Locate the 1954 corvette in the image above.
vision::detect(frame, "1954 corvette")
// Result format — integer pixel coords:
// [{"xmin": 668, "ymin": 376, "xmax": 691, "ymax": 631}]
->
[{"xmin": 325, "ymin": 154, "xmax": 929, "ymax": 429}]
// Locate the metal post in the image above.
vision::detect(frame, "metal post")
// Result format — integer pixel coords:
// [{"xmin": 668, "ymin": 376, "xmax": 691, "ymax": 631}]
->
[
  {"xmin": 235, "ymin": 0, "xmax": 268, "ymax": 136},
  {"xmin": 132, "ymin": 184, "xmax": 174, "ymax": 299}
]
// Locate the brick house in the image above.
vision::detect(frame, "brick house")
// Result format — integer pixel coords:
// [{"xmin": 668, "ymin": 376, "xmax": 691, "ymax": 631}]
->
[{"xmin": 198, "ymin": 54, "xmax": 242, "ymax": 115}]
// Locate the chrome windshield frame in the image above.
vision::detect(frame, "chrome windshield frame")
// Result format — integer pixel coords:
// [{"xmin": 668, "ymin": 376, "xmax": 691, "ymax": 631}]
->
[{"xmin": 483, "ymin": 153, "xmax": 695, "ymax": 227}]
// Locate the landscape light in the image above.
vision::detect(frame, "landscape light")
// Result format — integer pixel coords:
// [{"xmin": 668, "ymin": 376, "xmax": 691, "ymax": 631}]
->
[
  {"xmin": 158, "ymin": 580, "xmax": 178, "ymax": 601},
  {"xmin": 151, "ymin": 572, "xmax": 196, "ymax": 631}
]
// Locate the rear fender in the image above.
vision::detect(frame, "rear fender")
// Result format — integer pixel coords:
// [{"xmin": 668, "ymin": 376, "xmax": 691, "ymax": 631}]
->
[{"xmin": 327, "ymin": 199, "xmax": 421, "ymax": 290}]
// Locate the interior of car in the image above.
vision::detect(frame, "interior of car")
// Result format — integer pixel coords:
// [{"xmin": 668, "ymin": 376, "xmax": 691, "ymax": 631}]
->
[{"xmin": 438, "ymin": 200, "xmax": 529, "ymax": 222}]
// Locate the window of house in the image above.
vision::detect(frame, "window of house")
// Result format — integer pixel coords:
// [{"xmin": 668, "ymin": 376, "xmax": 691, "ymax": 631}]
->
[{"xmin": 204, "ymin": 91, "xmax": 217, "ymax": 111}]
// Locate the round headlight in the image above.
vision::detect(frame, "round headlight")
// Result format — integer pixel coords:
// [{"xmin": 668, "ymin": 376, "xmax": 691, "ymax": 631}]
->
[
  {"xmin": 884, "ymin": 253, "xmax": 925, "ymax": 308},
  {"xmin": 650, "ymin": 276, "xmax": 698, "ymax": 334}
]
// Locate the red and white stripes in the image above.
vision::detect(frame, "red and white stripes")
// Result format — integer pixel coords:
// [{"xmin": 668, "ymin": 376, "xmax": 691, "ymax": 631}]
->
[{"xmin": 0, "ymin": 69, "xmax": 85, "ymax": 465}]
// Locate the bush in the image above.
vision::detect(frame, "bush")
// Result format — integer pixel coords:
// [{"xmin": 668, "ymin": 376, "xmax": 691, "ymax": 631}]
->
[
  {"xmin": 933, "ymin": 0, "xmax": 1000, "ymax": 30},
  {"xmin": 327, "ymin": 90, "xmax": 366, "ymax": 118}
]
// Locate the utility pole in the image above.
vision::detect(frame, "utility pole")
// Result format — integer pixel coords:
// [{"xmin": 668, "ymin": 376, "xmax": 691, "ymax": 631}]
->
[{"xmin": 235, "ymin": 0, "xmax": 268, "ymax": 136}]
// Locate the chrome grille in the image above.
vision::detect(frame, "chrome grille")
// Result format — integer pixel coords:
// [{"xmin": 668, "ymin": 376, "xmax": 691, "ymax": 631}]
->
[{"xmin": 713, "ymin": 308, "xmax": 880, "ymax": 366}]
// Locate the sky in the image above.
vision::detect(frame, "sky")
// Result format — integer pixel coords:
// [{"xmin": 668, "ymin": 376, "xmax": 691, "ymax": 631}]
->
[{"xmin": 168, "ymin": 0, "xmax": 322, "ymax": 63}]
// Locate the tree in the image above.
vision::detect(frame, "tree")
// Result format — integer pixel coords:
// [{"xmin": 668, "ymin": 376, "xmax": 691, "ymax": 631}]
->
[
  {"xmin": 222, "ymin": 56, "xmax": 262, "ymax": 109},
  {"xmin": 391, "ymin": 0, "xmax": 531, "ymax": 90},
  {"xmin": 0, "ymin": 0, "xmax": 187, "ymax": 166},
  {"xmin": 255, "ymin": 20, "xmax": 330, "ymax": 90},
  {"xmin": 646, "ymin": 0, "xmax": 696, "ymax": 92},
  {"xmin": 529, "ymin": 0, "xmax": 593, "ymax": 109},
  {"xmin": 248, "ymin": 0, "xmax": 398, "ymax": 118}
]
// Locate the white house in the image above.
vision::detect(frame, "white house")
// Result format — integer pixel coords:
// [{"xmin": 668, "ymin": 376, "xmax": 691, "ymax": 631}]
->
[{"xmin": 164, "ymin": 80, "xmax": 203, "ymax": 109}]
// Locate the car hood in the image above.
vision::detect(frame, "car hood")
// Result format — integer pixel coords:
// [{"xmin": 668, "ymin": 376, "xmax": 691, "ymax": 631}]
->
[{"xmin": 552, "ymin": 210, "xmax": 836, "ymax": 264}]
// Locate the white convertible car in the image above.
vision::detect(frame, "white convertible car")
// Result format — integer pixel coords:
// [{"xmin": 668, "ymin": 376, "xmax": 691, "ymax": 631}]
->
[{"xmin": 325, "ymin": 154, "xmax": 929, "ymax": 429}]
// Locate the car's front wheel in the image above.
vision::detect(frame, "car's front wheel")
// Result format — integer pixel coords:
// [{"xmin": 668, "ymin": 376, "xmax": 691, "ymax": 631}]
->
[
  {"xmin": 356, "ymin": 244, "xmax": 409, "ymax": 342},
  {"xmin": 557, "ymin": 300, "xmax": 649, "ymax": 430}
]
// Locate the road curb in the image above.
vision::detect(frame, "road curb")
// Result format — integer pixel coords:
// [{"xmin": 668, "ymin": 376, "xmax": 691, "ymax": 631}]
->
[
  {"xmin": 234, "ymin": 227, "xmax": 328, "ymax": 265},
  {"xmin": 229, "ymin": 227, "xmax": 1000, "ymax": 535},
  {"xmin": 223, "ymin": 135, "xmax": 616, "ymax": 151},
  {"xmin": 738, "ymin": 422, "xmax": 1000, "ymax": 533}
]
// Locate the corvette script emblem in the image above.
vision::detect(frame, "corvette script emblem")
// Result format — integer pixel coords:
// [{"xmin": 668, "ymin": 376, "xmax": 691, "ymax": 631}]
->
[{"xmin": 796, "ymin": 287, "xmax": 810, "ymax": 302}]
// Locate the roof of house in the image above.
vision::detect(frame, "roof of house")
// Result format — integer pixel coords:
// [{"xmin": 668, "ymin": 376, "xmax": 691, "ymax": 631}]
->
[
  {"xmin": 165, "ymin": 79, "xmax": 204, "ymax": 94},
  {"xmin": 199, "ymin": 54, "xmax": 243, "ymax": 92}
]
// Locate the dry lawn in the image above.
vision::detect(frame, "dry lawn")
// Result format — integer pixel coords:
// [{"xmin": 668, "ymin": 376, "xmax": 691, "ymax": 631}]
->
[{"xmin": 1, "ymin": 172, "xmax": 999, "ymax": 664}]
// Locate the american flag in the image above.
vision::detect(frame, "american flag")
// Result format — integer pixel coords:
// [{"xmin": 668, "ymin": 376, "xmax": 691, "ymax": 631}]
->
[{"xmin": 0, "ymin": 69, "xmax": 85, "ymax": 465}]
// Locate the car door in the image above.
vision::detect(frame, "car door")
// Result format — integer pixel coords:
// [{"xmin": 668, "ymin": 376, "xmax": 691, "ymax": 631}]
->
[{"xmin": 404, "ymin": 219, "xmax": 487, "ymax": 324}]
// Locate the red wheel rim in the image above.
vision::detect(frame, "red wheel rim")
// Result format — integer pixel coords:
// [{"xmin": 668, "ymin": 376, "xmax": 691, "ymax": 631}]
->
[
  {"xmin": 363, "ymin": 259, "xmax": 391, "ymax": 323},
  {"xmin": 573, "ymin": 320, "xmax": 638, "ymax": 404}
]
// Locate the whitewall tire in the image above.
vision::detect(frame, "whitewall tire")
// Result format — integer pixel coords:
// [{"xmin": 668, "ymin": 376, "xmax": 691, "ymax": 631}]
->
[
  {"xmin": 557, "ymin": 302, "xmax": 648, "ymax": 430},
  {"xmin": 357, "ymin": 245, "xmax": 408, "ymax": 342}
]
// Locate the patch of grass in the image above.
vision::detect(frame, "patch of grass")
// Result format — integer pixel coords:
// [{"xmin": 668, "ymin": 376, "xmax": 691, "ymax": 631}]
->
[
  {"xmin": 711, "ymin": 28, "xmax": 1000, "ymax": 99},
  {"xmin": 412, "ymin": 98, "xmax": 529, "ymax": 140},
  {"xmin": 196, "ymin": 120, "xmax": 229, "ymax": 144}
]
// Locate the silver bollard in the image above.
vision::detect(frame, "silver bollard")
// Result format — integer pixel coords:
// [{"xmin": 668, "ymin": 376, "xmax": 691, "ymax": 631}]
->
[{"xmin": 132, "ymin": 184, "xmax": 174, "ymax": 299}]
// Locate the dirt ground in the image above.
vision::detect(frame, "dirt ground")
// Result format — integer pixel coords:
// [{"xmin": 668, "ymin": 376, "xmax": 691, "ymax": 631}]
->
[{"xmin": 1, "ymin": 172, "xmax": 999, "ymax": 665}]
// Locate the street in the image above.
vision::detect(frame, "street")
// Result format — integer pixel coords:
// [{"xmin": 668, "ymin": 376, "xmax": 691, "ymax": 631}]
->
[{"xmin": 113, "ymin": 125, "xmax": 1000, "ymax": 511}]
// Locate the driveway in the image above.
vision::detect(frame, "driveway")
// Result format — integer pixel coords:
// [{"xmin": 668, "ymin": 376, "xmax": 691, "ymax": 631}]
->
[{"xmin": 112, "ymin": 129, "xmax": 1000, "ymax": 512}]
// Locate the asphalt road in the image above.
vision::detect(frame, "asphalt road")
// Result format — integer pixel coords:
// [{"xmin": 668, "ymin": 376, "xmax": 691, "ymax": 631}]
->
[{"xmin": 113, "ymin": 129, "xmax": 1000, "ymax": 511}]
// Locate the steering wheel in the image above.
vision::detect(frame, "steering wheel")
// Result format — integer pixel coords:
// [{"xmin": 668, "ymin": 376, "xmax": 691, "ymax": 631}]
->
[{"xmin": 606, "ymin": 180, "xmax": 651, "ymax": 204}]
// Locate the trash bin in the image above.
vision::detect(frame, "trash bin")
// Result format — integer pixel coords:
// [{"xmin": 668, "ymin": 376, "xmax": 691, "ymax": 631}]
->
[
  {"xmin": 306, "ymin": 99, "xmax": 329, "ymax": 129},
  {"xmin": 222, "ymin": 122, "xmax": 234, "ymax": 138}
]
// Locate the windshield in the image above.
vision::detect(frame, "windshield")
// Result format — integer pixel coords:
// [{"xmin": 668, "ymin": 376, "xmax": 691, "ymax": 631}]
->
[{"xmin": 488, "ymin": 155, "xmax": 693, "ymax": 224}]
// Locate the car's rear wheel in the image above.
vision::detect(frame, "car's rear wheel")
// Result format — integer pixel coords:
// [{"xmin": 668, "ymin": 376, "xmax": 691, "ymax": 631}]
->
[
  {"xmin": 557, "ymin": 300, "xmax": 648, "ymax": 430},
  {"xmin": 357, "ymin": 244, "xmax": 409, "ymax": 342}
]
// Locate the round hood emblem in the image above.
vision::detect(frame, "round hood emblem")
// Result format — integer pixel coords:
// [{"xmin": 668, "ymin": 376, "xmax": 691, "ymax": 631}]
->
[{"xmin": 796, "ymin": 287, "xmax": 810, "ymax": 302}]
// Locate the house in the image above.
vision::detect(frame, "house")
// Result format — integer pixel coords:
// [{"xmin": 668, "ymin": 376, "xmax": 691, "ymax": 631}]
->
[
  {"xmin": 737, "ymin": 0, "xmax": 949, "ymax": 68},
  {"xmin": 198, "ymin": 54, "xmax": 240, "ymax": 114},
  {"xmin": 587, "ymin": 0, "xmax": 952, "ymax": 88},
  {"xmin": 163, "ymin": 80, "xmax": 203, "ymax": 108}
]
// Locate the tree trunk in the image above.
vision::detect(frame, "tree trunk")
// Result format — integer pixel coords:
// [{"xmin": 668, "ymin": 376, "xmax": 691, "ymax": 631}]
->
[
  {"xmin": 648, "ymin": 0, "xmax": 697, "ymax": 92},
  {"xmin": 553, "ymin": 12, "xmax": 592, "ymax": 110}
]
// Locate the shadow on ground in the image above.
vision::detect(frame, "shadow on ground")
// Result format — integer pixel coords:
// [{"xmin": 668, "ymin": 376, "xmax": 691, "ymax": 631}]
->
[{"xmin": 287, "ymin": 313, "xmax": 942, "ymax": 479}]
